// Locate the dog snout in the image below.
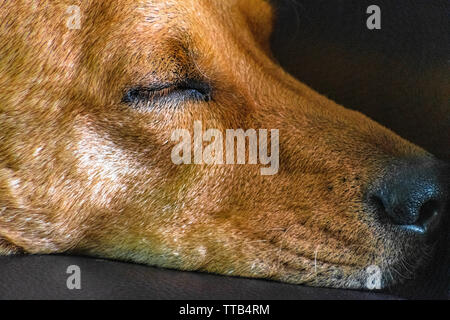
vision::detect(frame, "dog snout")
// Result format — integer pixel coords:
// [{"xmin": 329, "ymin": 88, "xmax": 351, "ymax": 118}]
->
[{"xmin": 367, "ymin": 158, "xmax": 449, "ymax": 239}]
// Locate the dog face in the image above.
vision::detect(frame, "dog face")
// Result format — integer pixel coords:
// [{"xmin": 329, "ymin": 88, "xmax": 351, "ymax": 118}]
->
[{"xmin": 0, "ymin": 0, "xmax": 447, "ymax": 289}]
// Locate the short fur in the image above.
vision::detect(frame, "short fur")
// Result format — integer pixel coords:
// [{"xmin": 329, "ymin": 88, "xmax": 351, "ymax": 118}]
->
[{"xmin": 0, "ymin": 0, "xmax": 437, "ymax": 289}]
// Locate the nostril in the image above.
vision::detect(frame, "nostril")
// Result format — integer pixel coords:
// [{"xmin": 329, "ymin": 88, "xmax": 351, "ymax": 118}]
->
[
  {"xmin": 416, "ymin": 199, "xmax": 442, "ymax": 236},
  {"xmin": 417, "ymin": 199, "xmax": 439, "ymax": 226},
  {"xmin": 368, "ymin": 193, "xmax": 443, "ymax": 236}
]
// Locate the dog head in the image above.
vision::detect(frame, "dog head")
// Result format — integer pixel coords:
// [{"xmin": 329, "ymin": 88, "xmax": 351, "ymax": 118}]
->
[{"xmin": 0, "ymin": 0, "xmax": 448, "ymax": 289}]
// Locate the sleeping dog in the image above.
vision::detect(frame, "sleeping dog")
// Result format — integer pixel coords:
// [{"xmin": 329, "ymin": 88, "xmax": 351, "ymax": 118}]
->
[{"xmin": 0, "ymin": 0, "xmax": 448, "ymax": 290}]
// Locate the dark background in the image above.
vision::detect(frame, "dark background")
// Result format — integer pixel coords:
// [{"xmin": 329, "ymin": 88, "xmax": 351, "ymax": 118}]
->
[{"xmin": 272, "ymin": 0, "xmax": 449, "ymax": 161}]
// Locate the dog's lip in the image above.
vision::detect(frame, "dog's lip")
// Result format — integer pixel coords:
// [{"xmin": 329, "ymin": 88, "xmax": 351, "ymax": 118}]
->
[{"xmin": 394, "ymin": 209, "xmax": 443, "ymax": 244}]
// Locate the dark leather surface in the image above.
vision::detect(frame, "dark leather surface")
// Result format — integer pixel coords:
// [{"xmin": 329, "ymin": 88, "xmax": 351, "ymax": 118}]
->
[{"xmin": 0, "ymin": 255, "xmax": 399, "ymax": 300}]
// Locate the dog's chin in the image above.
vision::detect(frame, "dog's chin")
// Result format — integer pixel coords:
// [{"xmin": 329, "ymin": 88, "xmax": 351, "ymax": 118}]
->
[
  {"xmin": 388, "ymin": 236, "xmax": 447, "ymax": 298},
  {"xmin": 386, "ymin": 248, "xmax": 435, "ymax": 288},
  {"xmin": 321, "ymin": 256, "xmax": 434, "ymax": 291},
  {"xmin": 379, "ymin": 238, "xmax": 438, "ymax": 291},
  {"xmin": 284, "ymin": 241, "xmax": 437, "ymax": 291}
]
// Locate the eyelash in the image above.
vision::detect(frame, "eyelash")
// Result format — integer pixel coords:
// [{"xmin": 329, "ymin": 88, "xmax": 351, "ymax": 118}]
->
[{"xmin": 122, "ymin": 80, "xmax": 212, "ymax": 109}]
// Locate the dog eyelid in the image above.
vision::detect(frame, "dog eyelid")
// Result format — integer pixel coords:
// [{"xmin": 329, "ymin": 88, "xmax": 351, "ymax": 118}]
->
[{"xmin": 122, "ymin": 79, "xmax": 212, "ymax": 107}]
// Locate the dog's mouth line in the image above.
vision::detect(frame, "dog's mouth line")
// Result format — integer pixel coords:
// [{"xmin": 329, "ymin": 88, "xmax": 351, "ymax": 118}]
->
[{"xmin": 267, "ymin": 233, "xmax": 437, "ymax": 286}]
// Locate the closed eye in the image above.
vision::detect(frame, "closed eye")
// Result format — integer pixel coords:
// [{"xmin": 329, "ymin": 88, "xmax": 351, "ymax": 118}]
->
[{"xmin": 122, "ymin": 78, "xmax": 212, "ymax": 109}]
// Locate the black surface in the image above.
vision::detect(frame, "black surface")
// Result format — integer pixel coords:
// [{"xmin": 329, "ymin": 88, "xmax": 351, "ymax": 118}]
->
[{"xmin": 0, "ymin": 255, "xmax": 399, "ymax": 300}]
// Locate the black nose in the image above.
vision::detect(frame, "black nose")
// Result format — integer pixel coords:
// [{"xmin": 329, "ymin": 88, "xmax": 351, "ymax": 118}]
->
[{"xmin": 367, "ymin": 158, "xmax": 448, "ymax": 237}]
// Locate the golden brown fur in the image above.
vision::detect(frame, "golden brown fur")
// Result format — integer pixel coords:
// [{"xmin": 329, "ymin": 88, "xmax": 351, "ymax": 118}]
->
[{"xmin": 0, "ymin": 0, "xmax": 436, "ymax": 289}]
